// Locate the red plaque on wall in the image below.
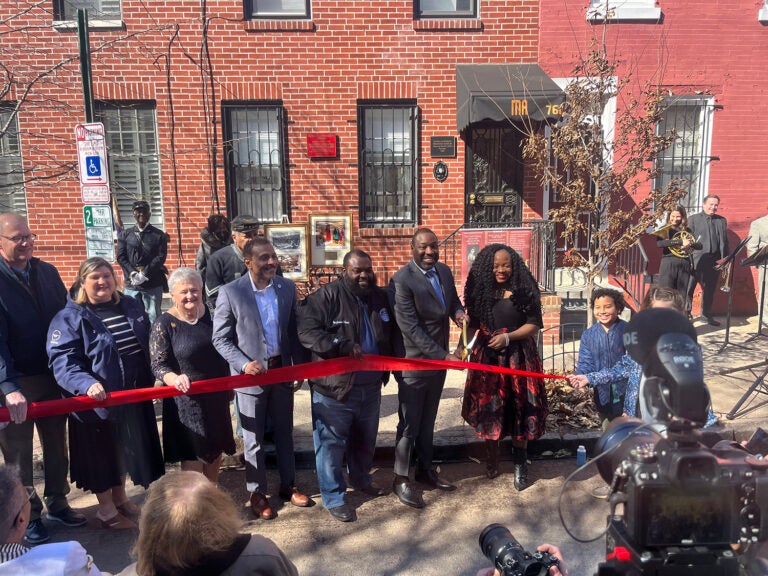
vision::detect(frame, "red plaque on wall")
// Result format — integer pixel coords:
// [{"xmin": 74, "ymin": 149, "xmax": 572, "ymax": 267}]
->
[{"xmin": 307, "ymin": 133, "xmax": 337, "ymax": 158}]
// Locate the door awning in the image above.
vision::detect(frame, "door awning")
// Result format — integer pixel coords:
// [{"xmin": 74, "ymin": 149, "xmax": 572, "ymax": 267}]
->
[{"xmin": 456, "ymin": 64, "xmax": 565, "ymax": 132}]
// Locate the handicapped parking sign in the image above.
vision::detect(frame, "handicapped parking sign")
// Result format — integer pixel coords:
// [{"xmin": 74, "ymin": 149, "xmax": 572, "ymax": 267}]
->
[{"xmin": 76, "ymin": 123, "xmax": 109, "ymax": 186}]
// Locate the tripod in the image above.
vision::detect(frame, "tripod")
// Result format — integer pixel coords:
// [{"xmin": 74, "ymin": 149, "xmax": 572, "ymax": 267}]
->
[
  {"xmin": 714, "ymin": 235, "xmax": 751, "ymax": 353},
  {"xmin": 744, "ymin": 244, "xmax": 768, "ymax": 343},
  {"xmin": 724, "ymin": 359, "xmax": 768, "ymax": 420}
]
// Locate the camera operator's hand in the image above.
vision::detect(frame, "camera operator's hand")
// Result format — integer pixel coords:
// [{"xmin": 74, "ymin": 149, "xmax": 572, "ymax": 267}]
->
[{"xmin": 537, "ymin": 543, "xmax": 568, "ymax": 576}]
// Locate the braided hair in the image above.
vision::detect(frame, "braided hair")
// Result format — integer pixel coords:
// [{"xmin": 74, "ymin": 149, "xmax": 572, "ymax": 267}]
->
[{"xmin": 463, "ymin": 243, "xmax": 541, "ymax": 332}]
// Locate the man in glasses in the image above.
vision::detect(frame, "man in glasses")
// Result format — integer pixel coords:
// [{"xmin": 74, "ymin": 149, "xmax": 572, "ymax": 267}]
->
[
  {"xmin": 117, "ymin": 200, "xmax": 169, "ymax": 324},
  {"xmin": 0, "ymin": 213, "xmax": 86, "ymax": 545},
  {"xmin": 0, "ymin": 465, "xmax": 103, "ymax": 573}
]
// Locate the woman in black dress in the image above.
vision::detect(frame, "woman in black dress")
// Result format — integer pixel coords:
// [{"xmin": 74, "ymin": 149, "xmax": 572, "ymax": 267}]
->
[
  {"xmin": 459, "ymin": 244, "xmax": 548, "ymax": 491},
  {"xmin": 47, "ymin": 257, "xmax": 164, "ymax": 530},
  {"xmin": 655, "ymin": 205, "xmax": 701, "ymax": 316},
  {"xmin": 150, "ymin": 267, "xmax": 235, "ymax": 483}
]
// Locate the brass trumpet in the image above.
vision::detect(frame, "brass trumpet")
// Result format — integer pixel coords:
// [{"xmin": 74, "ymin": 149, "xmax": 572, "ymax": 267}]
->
[{"xmin": 715, "ymin": 257, "xmax": 733, "ymax": 293}]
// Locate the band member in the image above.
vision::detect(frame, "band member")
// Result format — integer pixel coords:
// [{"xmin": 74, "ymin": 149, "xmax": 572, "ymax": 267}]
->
[
  {"xmin": 655, "ymin": 205, "xmax": 701, "ymax": 316},
  {"xmin": 747, "ymin": 209, "xmax": 768, "ymax": 325},
  {"xmin": 688, "ymin": 195, "xmax": 728, "ymax": 326}
]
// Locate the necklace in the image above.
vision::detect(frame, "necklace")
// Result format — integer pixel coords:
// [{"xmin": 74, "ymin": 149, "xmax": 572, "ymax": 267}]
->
[{"xmin": 173, "ymin": 307, "xmax": 200, "ymax": 325}]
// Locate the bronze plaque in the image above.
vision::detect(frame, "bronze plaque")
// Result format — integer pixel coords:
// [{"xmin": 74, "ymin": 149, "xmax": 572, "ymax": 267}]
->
[
  {"xmin": 484, "ymin": 194, "xmax": 504, "ymax": 205},
  {"xmin": 430, "ymin": 136, "xmax": 456, "ymax": 158}
]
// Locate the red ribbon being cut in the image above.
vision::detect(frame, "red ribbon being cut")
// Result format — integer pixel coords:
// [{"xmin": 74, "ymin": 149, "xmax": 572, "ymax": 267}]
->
[{"xmin": 0, "ymin": 355, "xmax": 565, "ymax": 423}]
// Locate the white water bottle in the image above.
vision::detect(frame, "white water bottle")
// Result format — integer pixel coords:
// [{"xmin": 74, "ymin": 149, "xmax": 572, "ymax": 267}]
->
[{"xmin": 576, "ymin": 444, "xmax": 587, "ymax": 467}]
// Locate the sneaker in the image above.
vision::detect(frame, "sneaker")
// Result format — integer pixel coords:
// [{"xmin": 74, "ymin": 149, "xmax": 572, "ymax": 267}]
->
[
  {"xmin": 45, "ymin": 507, "xmax": 87, "ymax": 527},
  {"xmin": 24, "ymin": 518, "xmax": 50, "ymax": 545}
]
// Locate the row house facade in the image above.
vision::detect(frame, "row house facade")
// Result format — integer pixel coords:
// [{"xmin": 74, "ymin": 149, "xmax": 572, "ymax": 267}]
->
[
  {"xmin": 539, "ymin": 0, "xmax": 768, "ymax": 315},
  {"xmin": 2, "ymin": 0, "xmax": 767, "ymax": 318}
]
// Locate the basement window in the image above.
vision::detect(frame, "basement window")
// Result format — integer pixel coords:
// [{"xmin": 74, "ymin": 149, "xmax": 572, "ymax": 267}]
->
[{"xmin": 53, "ymin": 0, "xmax": 123, "ymax": 28}]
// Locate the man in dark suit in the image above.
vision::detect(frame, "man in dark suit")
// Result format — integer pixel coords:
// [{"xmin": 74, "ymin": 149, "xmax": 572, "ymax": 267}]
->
[
  {"xmin": 212, "ymin": 237, "xmax": 312, "ymax": 520},
  {"xmin": 688, "ymin": 194, "xmax": 729, "ymax": 326},
  {"xmin": 389, "ymin": 228, "xmax": 466, "ymax": 509}
]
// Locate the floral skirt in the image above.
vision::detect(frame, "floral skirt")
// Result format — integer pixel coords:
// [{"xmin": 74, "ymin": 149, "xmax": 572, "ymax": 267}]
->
[{"xmin": 461, "ymin": 336, "xmax": 549, "ymax": 442}]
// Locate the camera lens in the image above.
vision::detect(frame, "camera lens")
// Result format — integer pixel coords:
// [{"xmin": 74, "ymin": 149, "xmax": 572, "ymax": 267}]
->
[{"xmin": 479, "ymin": 524, "xmax": 551, "ymax": 576}]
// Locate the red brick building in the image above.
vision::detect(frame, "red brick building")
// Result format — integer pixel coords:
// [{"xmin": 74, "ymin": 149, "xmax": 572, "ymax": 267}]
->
[
  {"xmin": 1, "ymin": 0, "xmax": 557, "ymax": 299},
  {"xmin": 538, "ymin": 0, "xmax": 768, "ymax": 315}
]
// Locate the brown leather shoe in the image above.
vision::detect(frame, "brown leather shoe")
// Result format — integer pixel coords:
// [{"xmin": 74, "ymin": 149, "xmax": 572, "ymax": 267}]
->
[
  {"xmin": 279, "ymin": 487, "xmax": 314, "ymax": 508},
  {"xmin": 249, "ymin": 492, "xmax": 276, "ymax": 519}
]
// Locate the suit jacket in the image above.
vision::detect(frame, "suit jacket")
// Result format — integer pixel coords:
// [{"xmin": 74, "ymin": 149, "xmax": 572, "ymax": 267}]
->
[
  {"xmin": 688, "ymin": 212, "xmax": 729, "ymax": 265},
  {"xmin": 390, "ymin": 260, "xmax": 463, "ymax": 362},
  {"xmin": 212, "ymin": 273, "xmax": 305, "ymax": 395},
  {"xmin": 747, "ymin": 214, "xmax": 768, "ymax": 257}
]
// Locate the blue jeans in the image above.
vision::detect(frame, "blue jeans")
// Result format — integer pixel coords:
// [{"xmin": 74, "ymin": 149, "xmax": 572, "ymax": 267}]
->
[
  {"xmin": 312, "ymin": 383, "xmax": 381, "ymax": 510},
  {"xmin": 124, "ymin": 286, "xmax": 163, "ymax": 324}
]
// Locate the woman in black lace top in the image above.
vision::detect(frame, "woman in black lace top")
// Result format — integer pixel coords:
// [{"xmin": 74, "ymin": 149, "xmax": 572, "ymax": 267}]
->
[{"xmin": 150, "ymin": 268, "xmax": 235, "ymax": 483}]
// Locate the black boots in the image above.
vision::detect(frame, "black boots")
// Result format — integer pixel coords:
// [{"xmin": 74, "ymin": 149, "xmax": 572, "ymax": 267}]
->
[
  {"xmin": 485, "ymin": 440, "xmax": 500, "ymax": 479},
  {"xmin": 513, "ymin": 446, "xmax": 529, "ymax": 491}
]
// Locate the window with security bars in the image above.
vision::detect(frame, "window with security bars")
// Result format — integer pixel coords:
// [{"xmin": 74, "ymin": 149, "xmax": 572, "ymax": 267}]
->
[
  {"xmin": 95, "ymin": 101, "xmax": 163, "ymax": 228},
  {"xmin": 55, "ymin": 0, "xmax": 122, "ymax": 21},
  {"xmin": 653, "ymin": 96, "xmax": 714, "ymax": 215},
  {"xmin": 416, "ymin": 0, "xmax": 476, "ymax": 18},
  {"xmin": 244, "ymin": 0, "xmax": 310, "ymax": 19},
  {"xmin": 358, "ymin": 103, "xmax": 418, "ymax": 228},
  {"xmin": 0, "ymin": 105, "xmax": 27, "ymax": 216},
  {"xmin": 222, "ymin": 104, "xmax": 287, "ymax": 223}
]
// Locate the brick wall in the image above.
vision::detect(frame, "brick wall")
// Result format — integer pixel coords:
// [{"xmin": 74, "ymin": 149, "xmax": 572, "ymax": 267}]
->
[{"xmin": 2, "ymin": 0, "xmax": 543, "ymax": 291}]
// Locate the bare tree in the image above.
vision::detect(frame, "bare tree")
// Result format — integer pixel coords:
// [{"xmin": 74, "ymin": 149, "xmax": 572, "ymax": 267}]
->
[{"xmin": 523, "ymin": 41, "xmax": 686, "ymax": 324}]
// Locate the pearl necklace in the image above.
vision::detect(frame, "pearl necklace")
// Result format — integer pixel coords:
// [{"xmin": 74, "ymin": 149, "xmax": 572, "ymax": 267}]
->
[{"xmin": 173, "ymin": 307, "xmax": 200, "ymax": 325}]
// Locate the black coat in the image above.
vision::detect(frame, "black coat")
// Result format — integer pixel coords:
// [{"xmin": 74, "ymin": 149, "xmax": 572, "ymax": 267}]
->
[
  {"xmin": 117, "ymin": 224, "xmax": 168, "ymax": 290},
  {"xmin": 298, "ymin": 280, "xmax": 394, "ymax": 401}
]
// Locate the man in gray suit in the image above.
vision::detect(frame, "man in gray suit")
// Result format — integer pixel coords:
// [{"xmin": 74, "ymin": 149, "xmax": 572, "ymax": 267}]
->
[
  {"xmin": 212, "ymin": 237, "xmax": 312, "ymax": 520},
  {"xmin": 747, "ymin": 209, "xmax": 768, "ymax": 326},
  {"xmin": 688, "ymin": 194, "xmax": 729, "ymax": 326},
  {"xmin": 389, "ymin": 228, "xmax": 466, "ymax": 509}
]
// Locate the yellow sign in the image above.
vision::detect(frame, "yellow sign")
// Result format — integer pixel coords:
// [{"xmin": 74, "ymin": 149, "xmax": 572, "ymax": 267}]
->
[{"xmin": 511, "ymin": 99, "xmax": 529, "ymax": 116}]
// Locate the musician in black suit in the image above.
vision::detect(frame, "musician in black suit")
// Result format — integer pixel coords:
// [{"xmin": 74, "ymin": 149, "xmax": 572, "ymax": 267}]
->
[
  {"xmin": 688, "ymin": 195, "xmax": 729, "ymax": 326},
  {"xmin": 388, "ymin": 228, "xmax": 466, "ymax": 509}
]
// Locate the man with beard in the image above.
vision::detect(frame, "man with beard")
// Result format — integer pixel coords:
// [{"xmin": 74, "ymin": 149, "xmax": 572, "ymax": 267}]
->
[{"xmin": 297, "ymin": 250, "xmax": 394, "ymax": 522}]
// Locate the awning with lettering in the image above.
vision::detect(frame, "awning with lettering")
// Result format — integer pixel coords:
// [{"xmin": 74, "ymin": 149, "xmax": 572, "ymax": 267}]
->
[{"xmin": 456, "ymin": 64, "xmax": 565, "ymax": 132}]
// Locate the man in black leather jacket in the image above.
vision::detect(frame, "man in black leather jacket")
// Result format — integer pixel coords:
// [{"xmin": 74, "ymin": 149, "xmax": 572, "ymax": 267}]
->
[{"xmin": 298, "ymin": 249, "xmax": 394, "ymax": 523}]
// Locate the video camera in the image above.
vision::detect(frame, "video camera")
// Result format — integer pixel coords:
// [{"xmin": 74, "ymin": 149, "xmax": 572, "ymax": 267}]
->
[{"xmin": 592, "ymin": 308, "xmax": 768, "ymax": 575}]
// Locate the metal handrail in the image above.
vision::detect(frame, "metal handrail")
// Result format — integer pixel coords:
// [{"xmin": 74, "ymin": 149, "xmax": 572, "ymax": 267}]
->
[{"xmin": 612, "ymin": 240, "xmax": 650, "ymax": 310}]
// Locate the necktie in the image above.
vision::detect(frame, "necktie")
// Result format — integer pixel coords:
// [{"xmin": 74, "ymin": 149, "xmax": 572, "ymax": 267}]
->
[
  {"xmin": 426, "ymin": 269, "xmax": 446, "ymax": 309},
  {"xmin": 707, "ymin": 216, "xmax": 716, "ymax": 254}
]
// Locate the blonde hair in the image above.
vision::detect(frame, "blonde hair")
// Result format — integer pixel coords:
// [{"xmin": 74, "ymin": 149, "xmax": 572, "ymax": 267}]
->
[
  {"xmin": 134, "ymin": 471, "xmax": 242, "ymax": 576},
  {"xmin": 74, "ymin": 257, "xmax": 121, "ymax": 305}
]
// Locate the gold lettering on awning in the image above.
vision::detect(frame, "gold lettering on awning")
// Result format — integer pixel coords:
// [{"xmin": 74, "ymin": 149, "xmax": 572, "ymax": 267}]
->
[{"xmin": 511, "ymin": 99, "xmax": 529, "ymax": 116}]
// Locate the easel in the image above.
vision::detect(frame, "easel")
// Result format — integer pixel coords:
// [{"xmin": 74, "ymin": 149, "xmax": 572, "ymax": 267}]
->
[
  {"xmin": 744, "ymin": 244, "xmax": 768, "ymax": 343},
  {"xmin": 723, "ymin": 359, "xmax": 768, "ymax": 420},
  {"xmin": 714, "ymin": 236, "xmax": 751, "ymax": 353}
]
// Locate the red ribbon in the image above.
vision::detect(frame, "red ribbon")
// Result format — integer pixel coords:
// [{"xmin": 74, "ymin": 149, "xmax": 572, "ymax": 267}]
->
[{"xmin": 0, "ymin": 355, "xmax": 565, "ymax": 422}]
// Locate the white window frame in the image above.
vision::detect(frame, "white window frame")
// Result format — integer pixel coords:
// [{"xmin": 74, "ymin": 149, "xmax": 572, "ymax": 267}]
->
[
  {"xmin": 0, "ymin": 105, "xmax": 28, "ymax": 216},
  {"xmin": 245, "ymin": 0, "xmax": 311, "ymax": 20},
  {"xmin": 53, "ymin": 0, "xmax": 123, "ymax": 29},
  {"xmin": 95, "ymin": 101, "xmax": 164, "ymax": 229},
  {"xmin": 760, "ymin": 0, "xmax": 768, "ymax": 23},
  {"xmin": 416, "ymin": 0, "xmax": 478, "ymax": 19},
  {"xmin": 587, "ymin": 0, "xmax": 661, "ymax": 22},
  {"xmin": 653, "ymin": 95, "xmax": 715, "ymax": 215}
]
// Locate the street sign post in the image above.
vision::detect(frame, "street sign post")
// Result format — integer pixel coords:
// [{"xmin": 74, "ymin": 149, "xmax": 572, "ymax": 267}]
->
[{"xmin": 83, "ymin": 204, "xmax": 114, "ymax": 261}]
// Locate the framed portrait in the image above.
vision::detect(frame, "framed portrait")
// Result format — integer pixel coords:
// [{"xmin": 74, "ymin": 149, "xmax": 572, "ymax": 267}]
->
[
  {"xmin": 264, "ymin": 223, "xmax": 310, "ymax": 282},
  {"xmin": 309, "ymin": 213, "xmax": 353, "ymax": 266}
]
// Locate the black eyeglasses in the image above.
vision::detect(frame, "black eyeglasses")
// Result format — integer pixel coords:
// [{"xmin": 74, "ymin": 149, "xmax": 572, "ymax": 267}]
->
[{"xmin": 0, "ymin": 234, "xmax": 37, "ymax": 244}]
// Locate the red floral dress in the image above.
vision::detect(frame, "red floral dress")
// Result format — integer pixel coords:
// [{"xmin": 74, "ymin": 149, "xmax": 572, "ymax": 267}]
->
[{"xmin": 461, "ymin": 297, "xmax": 548, "ymax": 441}]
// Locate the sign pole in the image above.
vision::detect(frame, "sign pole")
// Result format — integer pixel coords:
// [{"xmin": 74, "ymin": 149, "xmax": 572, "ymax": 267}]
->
[{"xmin": 77, "ymin": 9, "xmax": 95, "ymax": 123}]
